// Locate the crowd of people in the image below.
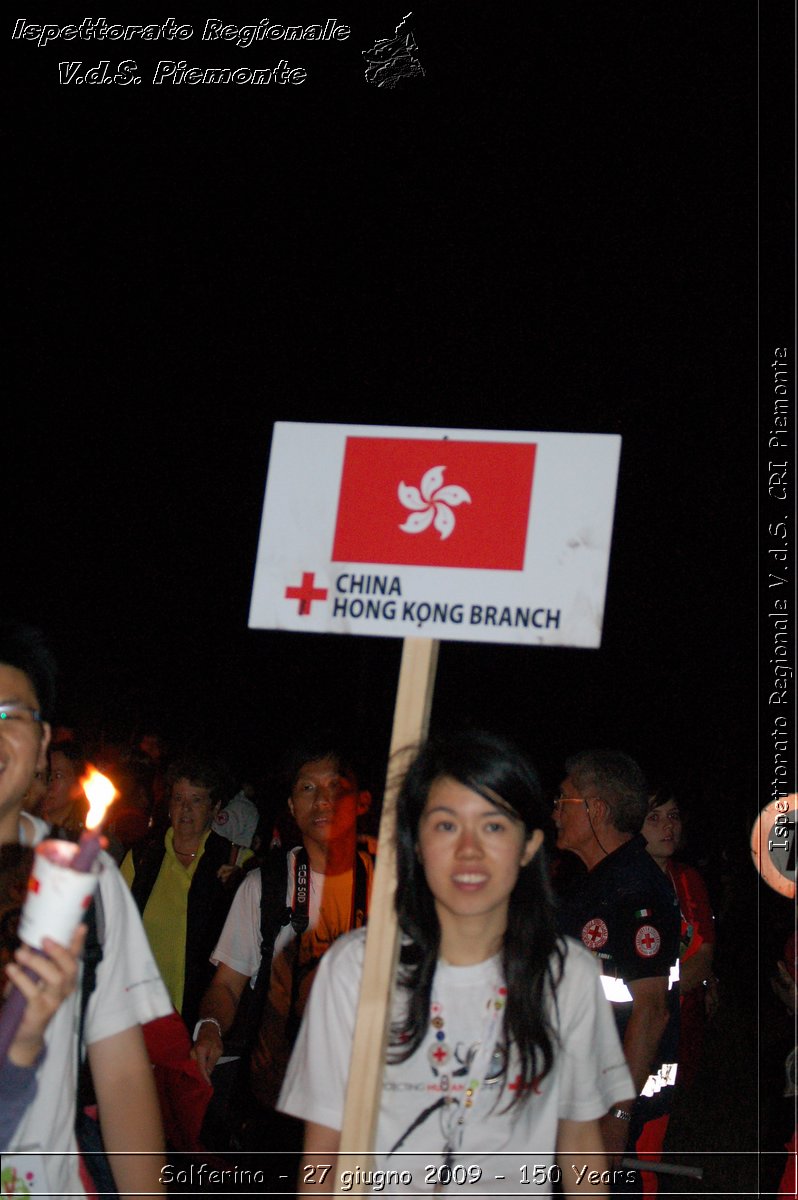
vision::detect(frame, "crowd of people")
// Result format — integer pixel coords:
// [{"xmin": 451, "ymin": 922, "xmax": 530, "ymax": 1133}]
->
[{"xmin": 0, "ymin": 622, "xmax": 793, "ymax": 1198}]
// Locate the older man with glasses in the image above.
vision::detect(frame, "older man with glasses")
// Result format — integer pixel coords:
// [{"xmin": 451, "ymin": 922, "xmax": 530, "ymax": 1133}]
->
[{"xmin": 553, "ymin": 750, "xmax": 680, "ymax": 1197}]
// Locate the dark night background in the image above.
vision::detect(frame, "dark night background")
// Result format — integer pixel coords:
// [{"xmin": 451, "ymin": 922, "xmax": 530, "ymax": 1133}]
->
[{"xmin": 8, "ymin": 3, "xmax": 794, "ymax": 1189}]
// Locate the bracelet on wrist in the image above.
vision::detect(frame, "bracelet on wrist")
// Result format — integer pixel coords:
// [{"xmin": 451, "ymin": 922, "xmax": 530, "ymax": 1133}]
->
[
  {"xmin": 193, "ymin": 1017, "xmax": 223, "ymax": 1042},
  {"xmin": 609, "ymin": 1106, "xmax": 633, "ymax": 1122}
]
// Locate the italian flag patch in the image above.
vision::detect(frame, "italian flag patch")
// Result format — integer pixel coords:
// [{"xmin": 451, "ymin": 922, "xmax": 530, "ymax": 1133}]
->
[{"xmin": 634, "ymin": 907, "xmax": 652, "ymax": 919}]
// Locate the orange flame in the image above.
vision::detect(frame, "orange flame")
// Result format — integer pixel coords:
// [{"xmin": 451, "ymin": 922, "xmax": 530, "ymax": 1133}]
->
[{"xmin": 81, "ymin": 767, "xmax": 117, "ymax": 831}]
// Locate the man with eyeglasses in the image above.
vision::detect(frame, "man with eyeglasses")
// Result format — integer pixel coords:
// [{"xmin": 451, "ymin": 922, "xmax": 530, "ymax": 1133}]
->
[
  {"xmin": 0, "ymin": 622, "xmax": 172, "ymax": 1199},
  {"xmin": 553, "ymin": 750, "xmax": 680, "ymax": 1196},
  {"xmin": 191, "ymin": 740, "xmax": 375, "ymax": 1163}
]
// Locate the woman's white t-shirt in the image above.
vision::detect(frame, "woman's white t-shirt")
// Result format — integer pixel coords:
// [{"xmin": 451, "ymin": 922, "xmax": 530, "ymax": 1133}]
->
[{"xmin": 279, "ymin": 929, "xmax": 633, "ymax": 1194}]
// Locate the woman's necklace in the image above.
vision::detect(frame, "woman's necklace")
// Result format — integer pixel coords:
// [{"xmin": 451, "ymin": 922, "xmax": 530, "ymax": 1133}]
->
[{"xmin": 428, "ymin": 972, "xmax": 507, "ymax": 1161}]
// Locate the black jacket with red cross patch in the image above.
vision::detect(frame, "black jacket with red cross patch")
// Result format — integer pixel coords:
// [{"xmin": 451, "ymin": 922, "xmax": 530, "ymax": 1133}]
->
[
  {"xmin": 556, "ymin": 835, "xmax": 680, "ymax": 993},
  {"xmin": 554, "ymin": 835, "xmax": 676, "ymax": 1123},
  {"xmin": 555, "ymin": 834, "xmax": 681, "ymax": 1123}
]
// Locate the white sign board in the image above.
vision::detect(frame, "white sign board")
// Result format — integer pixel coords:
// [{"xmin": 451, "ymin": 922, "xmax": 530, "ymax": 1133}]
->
[{"xmin": 249, "ymin": 422, "xmax": 621, "ymax": 648}]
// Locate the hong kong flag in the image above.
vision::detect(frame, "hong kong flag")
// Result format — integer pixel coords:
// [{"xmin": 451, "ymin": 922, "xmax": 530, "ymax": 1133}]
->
[{"xmin": 331, "ymin": 438, "xmax": 536, "ymax": 569}]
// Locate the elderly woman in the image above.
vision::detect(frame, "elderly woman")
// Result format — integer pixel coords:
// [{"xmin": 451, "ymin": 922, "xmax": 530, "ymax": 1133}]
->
[{"xmin": 121, "ymin": 754, "xmax": 240, "ymax": 1031}]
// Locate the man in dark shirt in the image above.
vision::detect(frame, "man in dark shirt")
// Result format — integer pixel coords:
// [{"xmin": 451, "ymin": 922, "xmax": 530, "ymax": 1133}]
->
[{"xmin": 555, "ymin": 750, "xmax": 680, "ymax": 1190}]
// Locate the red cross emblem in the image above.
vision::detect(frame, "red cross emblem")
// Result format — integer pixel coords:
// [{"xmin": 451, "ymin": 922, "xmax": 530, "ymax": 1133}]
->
[
  {"xmin": 432, "ymin": 1045, "xmax": 448, "ymax": 1063},
  {"xmin": 635, "ymin": 924, "xmax": 661, "ymax": 957},
  {"xmin": 284, "ymin": 572, "xmax": 328, "ymax": 615},
  {"xmin": 581, "ymin": 916, "xmax": 608, "ymax": 950}
]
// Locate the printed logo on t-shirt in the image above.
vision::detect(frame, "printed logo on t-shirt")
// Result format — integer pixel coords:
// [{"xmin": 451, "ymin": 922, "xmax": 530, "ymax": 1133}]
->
[
  {"xmin": 581, "ymin": 917, "xmax": 609, "ymax": 950},
  {"xmin": 635, "ymin": 924, "xmax": 661, "ymax": 957}
]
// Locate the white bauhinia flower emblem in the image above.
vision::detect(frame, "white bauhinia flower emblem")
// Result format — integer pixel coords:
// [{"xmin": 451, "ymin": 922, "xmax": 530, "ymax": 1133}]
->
[{"xmin": 397, "ymin": 465, "xmax": 471, "ymax": 540}]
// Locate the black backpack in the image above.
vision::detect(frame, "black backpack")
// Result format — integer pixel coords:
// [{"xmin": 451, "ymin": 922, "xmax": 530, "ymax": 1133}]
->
[
  {"xmin": 225, "ymin": 843, "xmax": 371, "ymax": 1055},
  {"xmin": 201, "ymin": 842, "xmax": 373, "ymax": 1151}
]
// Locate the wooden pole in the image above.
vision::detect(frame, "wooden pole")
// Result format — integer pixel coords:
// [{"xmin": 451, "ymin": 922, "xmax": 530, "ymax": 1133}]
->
[{"xmin": 337, "ymin": 636, "xmax": 439, "ymax": 1170}]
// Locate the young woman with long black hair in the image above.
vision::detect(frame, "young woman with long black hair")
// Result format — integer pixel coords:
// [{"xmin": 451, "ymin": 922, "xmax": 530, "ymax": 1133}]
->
[{"xmin": 279, "ymin": 732, "xmax": 634, "ymax": 1194}]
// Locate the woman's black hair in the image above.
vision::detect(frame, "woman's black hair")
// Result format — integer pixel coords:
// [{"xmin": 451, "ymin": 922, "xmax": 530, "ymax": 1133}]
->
[
  {"xmin": 48, "ymin": 738, "xmax": 89, "ymax": 777},
  {"xmin": 0, "ymin": 622, "xmax": 58, "ymax": 722},
  {"xmin": 647, "ymin": 781, "xmax": 677, "ymax": 812},
  {"xmin": 389, "ymin": 730, "xmax": 565, "ymax": 1107}
]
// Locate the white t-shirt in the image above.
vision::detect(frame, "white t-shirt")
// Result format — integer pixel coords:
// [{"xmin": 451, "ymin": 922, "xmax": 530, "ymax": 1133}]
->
[
  {"xmin": 4, "ymin": 813, "xmax": 172, "ymax": 1199},
  {"xmin": 211, "ymin": 846, "xmax": 373, "ymax": 1107},
  {"xmin": 279, "ymin": 929, "xmax": 633, "ymax": 1195}
]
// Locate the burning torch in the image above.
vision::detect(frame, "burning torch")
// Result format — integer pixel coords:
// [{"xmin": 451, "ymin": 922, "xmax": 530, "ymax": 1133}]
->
[{"xmin": 0, "ymin": 767, "xmax": 116, "ymax": 1065}]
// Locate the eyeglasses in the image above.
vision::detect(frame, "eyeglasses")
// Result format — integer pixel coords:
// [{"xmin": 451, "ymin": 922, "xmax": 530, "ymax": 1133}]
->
[
  {"xmin": 552, "ymin": 793, "xmax": 589, "ymax": 811},
  {"xmin": 0, "ymin": 703, "xmax": 43, "ymax": 725}
]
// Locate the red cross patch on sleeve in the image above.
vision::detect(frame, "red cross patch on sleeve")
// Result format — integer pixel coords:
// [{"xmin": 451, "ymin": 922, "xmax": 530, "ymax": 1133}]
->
[
  {"xmin": 581, "ymin": 917, "xmax": 609, "ymax": 950},
  {"xmin": 635, "ymin": 924, "xmax": 661, "ymax": 957}
]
